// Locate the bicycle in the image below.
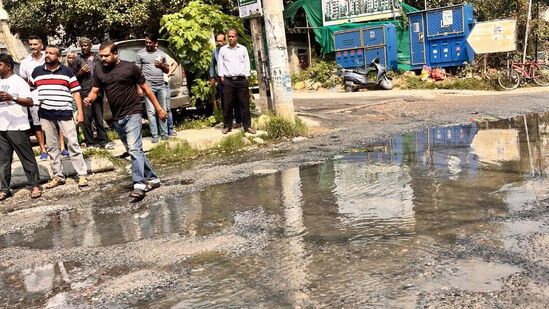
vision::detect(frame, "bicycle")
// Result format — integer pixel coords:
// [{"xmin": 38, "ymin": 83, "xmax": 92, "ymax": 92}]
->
[{"xmin": 497, "ymin": 57, "xmax": 549, "ymax": 90}]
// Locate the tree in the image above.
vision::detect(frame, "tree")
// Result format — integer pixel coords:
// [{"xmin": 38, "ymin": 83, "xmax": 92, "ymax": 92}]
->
[
  {"xmin": 3, "ymin": 0, "xmax": 187, "ymax": 45},
  {"xmin": 160, "ymin": 0, "xmax": 248, "ymax": 105}
]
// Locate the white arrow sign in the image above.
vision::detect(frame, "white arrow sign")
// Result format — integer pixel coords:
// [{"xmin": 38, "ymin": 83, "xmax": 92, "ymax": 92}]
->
[{"xmin": 467, "ymin": 20, "xmax": 517, "ymax": 54}]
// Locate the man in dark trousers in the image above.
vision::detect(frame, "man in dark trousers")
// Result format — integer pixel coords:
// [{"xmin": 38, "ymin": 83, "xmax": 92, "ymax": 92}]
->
[
  {"xmin": 74, "ymin": 37, "xmax": 111, "ymax": 149},
  {"xmin": 84, "ymin": 41, "xmax": 167, "ymax": 202},
  {"xmin": 0, "ymin": 54, "xmax": 42, "ymax": 200},
  {"xmin": 218, "ymin": 29, "xmax": 255, "ymax": 135},
  {"xmin": 209, "ymin": 33, "xmax": 241, "ymax": 127}
]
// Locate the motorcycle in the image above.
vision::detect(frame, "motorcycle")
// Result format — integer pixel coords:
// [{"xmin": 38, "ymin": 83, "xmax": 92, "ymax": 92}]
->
[{"xmin": 338, "ymin": 58, "xmax": 393, "ymax": 92}]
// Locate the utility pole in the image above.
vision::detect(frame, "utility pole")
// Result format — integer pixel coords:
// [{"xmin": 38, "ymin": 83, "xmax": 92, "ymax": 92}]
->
[
  {"xmin": 250, "ymin": 18, "xmax": 271, "ymax": 113},
  {"xmin": 306, "ymin": 19, "xmax": 313, "ymax": 67},
  {"xmin": 523, "ymin": 0, "xmax": 533, "ymax": 63},
  {"xmin": 262, "ymin": 0, "xmax": 295, "ymax": 122},
  {"xmin": 534, "ymin": 0, "xmax": 540, "ymax": 61}
]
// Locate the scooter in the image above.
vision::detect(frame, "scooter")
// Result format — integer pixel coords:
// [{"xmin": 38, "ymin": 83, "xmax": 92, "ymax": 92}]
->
[{"xmin": 339, "ymin": 58, "xmax": 393, "ymax": 92}]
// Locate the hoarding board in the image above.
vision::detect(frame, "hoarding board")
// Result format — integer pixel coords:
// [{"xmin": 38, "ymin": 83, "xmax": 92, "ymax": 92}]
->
[
  {"xmin": 467, "ymin": 20, "xmax": 517, "ymax": 54},
  {"xmin": 238, "ymin": 0, "xmax": 263, "ymax": 19},
  {"xmin": 322, "ymin": 0, "xmax": 402, "ymax": 26}
]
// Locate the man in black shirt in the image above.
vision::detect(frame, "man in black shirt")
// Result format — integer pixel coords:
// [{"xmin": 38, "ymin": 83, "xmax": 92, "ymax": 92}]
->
[
  {"xmin": 74, "ymin": 37, "xmax": 110, "ymax": 148},
  {"xmin": 84, "ymin": 41, "xmax": 167, "ymax": 202}
]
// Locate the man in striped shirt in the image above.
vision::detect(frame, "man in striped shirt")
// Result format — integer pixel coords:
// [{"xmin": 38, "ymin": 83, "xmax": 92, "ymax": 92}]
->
[{"xmin": 30, "ymin": 45, "xmax": 89, "ymax": 189}]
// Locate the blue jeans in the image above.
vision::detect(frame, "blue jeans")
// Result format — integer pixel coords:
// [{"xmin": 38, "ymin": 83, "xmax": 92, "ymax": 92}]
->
[
  {"xmin": 165, "ymin": 83, "xmax": 174, "ymax": 135},
  {"xmin": 145, "ymin": 84, "xmax": 168, "ymax": 139},
  {"xmin": 113, "ymin": 114, "xmax": 159, "ymax": 191}
]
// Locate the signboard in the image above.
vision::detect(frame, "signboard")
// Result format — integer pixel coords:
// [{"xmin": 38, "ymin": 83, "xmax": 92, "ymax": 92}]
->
[
  {"xmin": 467, "ymin": 19, "xmax": 517, "ymax": 54},
  {"xmin": 442, "ymin": 10, "xmax": 453, "ymax": 27},
  {"xmin": 238, "ymin": 0, "xmax": 263, "ymax": 19},
  {"xmin": 322, "ymin": 0, "xmax": 402, "ymax": 26}
]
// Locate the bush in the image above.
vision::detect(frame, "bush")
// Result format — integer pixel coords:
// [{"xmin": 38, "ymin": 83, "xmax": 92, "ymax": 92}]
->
[
  {"xmin": 264, "ymin": 115, "xmax": 308, "ymax": 140},
  {"xmin": 292, "ymin": 59, "xmax": 341, "ymax": 88}
]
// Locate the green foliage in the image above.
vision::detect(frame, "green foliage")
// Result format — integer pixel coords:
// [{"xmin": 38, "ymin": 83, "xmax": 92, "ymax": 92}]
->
[
  {"xmin": 190, "ymin": 78, "xmax": 216, "ymax": 106},
  {"xmin": 213, "ymin": 107, "xmax": 224, "ymax": 124},
  {"xmin": 291, "ymin": 60, "xmax": 341, "ymax": 88},
  {"xmin": 148, "ymin": 140, "xmax": 198, "ymax": 164},
  {"xmin": 264, "ymin": 115, "xmax": 308, "ymax": 140},
  {"xmin": 4, "ymin": 0, "xmax": 187, "ymax": 45},
  {"xmin": 161, "ymin": 0, "xmax": 248, "ymax": 104},
  {"xmin": 175, "ymin": 117, "xmax": 216, "ymax": 130},
  {"xmin": 161, "ymin": 0, "xmax": 248, "ymax": 76}
]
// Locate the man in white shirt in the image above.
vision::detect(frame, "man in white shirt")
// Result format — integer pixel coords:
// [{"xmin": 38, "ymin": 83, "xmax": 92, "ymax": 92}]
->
[
  {"xmin": 218, "ymin": 29, "xmax": 255, "ymax": 135},
  {"xmin": 19, "ymin": 35, "xmax": 48, "ymax": 161},
  {"xmin": 0, "ymin": 54, "xmax": 42, "ymax": 200}
]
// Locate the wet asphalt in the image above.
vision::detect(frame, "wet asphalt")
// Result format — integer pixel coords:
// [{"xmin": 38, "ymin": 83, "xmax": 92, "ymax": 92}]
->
[{"xmin": 1, "ymin": 89, "xmax": 549, "ymax": 307}]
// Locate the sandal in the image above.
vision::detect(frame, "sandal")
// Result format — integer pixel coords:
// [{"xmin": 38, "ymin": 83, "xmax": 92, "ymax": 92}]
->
[
  {"xmin": 30, "ymin": 188, "xmax": 42, "ymax": 199},
  {"xmin": 0, "ymin": 191, "xmax": 12, "ymax": 201},
  {"xmin": 129, "ymin": 189, "xmax": 146, "ymax": 203}
]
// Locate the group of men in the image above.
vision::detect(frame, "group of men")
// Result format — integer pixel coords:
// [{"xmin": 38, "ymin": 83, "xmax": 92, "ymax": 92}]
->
[
  {"xmin": 210, "ymin": 29, "xmax": 256, "ymax": 135},
  {"xmin": 0, "ymin": 35, "xmax": 168, "ymax": 202},
  {"xmin": 0, "ymin": 28, "xmax": 254, "ymax": 203}
]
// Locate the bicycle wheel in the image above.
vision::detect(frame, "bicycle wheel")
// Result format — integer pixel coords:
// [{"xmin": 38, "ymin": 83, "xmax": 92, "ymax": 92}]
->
[
  {"xmin": 533, "ymin": 65, "xmax": 549, "ymax": 87},
  {"xmin": 497, "ymin": 69, "xmax": 520, "ymax": 90}
]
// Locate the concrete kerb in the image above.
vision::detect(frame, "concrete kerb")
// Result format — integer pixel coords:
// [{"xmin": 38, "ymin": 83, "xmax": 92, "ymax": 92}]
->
[
  {"xmin": 8, "ymin": 114, "xmax": 319, "ymax": 189},
  {"xmin": 10, "ymin": 156, "xmax": 115, "ymax": 188}
]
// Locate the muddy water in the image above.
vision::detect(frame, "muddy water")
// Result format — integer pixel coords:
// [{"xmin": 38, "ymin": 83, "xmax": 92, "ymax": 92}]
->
[{"xmin": 2, "ymin": 113, "xmax": 549, "ymax": 307}]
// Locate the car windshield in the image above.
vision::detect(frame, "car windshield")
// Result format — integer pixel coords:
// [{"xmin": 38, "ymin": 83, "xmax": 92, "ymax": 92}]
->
[
  {"xmin": 119, "ymin": 49, "xmax": 138, "ymax": 62},
  {"xmin": 118, "ymin": 46, "xmax": 176, "ymax": 64}
]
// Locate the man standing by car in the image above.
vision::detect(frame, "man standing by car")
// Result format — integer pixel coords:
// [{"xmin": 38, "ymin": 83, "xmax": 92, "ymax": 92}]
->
[
  {"xmin": 210, "ymin": 33, "xmax": 241, "ymax": 128},
  {"xmin": 136, "ymin": 33, "xmax": 169, "ymax": 143},
  {"xmin": 30, "ymin": 45, "xmax": 89, "ymax": 189},
  {"xmin": 218, "ymin": 29, "xmax": 255, "ymax": 135},
  {"xmin": 84, "ymin": 41, "xmax": 167, "ymax": 202},
  {"xmin": 75, "ymin": 37, "xmax": 111, "ymax": 149},
  {"xmin": 19, "ymin": 35, "xmax": 48, "ymax": 160},
  {"xmin": 0, "ymin": 54, "xmax": 42, "ymax": 200}
]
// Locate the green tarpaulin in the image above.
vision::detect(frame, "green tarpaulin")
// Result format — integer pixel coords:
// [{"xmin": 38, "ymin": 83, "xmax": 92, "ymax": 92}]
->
[{"xmin": 284, "ymin": 0, "xmax": 419, "ymax": 70}]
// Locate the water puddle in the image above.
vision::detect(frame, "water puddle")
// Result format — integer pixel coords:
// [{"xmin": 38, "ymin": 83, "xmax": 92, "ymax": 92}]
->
[
  {"xmin": 421, "ymin": 258, "xmax": 521, "ymax": 292},
  {"xmin": 2, "ymin": 113, "xmax": 549, "ymax": 307}
]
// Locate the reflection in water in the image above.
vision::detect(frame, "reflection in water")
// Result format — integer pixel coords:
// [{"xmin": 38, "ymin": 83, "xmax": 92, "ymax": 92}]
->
[
  {"xmin": 2, "ymin": 113, "xmax": 549, "ymax": 307},
  {"xmin": 280, "ymin": 168, "xmax": 309, "ymax": 305}
]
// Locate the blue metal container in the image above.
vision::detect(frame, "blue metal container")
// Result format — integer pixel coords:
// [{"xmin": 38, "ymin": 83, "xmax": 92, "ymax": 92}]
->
[
  {"xmin": 408, "ymin": 3, "xmax": 476, "ymax": 71},
  {"xmin": 335, "ymin": 48, "xmax": 365, "ymax": 69},
  {"xmin": 334, "ymin": 24, "xmax": 398, "ymax": 71},
  {"xmin": 334, "ymin": 29, "xmax": 362, "ymax": 50}
]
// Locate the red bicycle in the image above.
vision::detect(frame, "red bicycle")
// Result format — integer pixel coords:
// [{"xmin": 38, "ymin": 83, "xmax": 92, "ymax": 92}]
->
[{"xmin": 498, "ymin": 58, "xmax": 549, "ymax": 90}]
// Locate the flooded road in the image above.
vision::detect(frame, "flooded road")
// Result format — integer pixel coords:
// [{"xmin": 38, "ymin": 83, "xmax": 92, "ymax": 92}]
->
[{"xmin": 1, "ymin": 113, "xmax": 549, "ymax": 307}]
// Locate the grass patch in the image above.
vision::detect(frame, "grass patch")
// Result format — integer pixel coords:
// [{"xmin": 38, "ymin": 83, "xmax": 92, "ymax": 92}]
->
[
  {"xmin": 148, "ymin": 140, "xmax": 198, "ymax": 164},
  {"xmin": 107, "ymin": 129, "xmax": 120, "ymax": 141},
  {"xmin": 264, "ymin": 115, "xmax": 308, "ymax": 140},
  {"xmin": 216, "ymin": 131, "xmax": 247, "ymax": 154},
  {"xmin": 175, "ymin": 117, "xmax": 216, "ymax": 130},
  {"xmin": 400, "ymin": 75, "xmax": 496, "ymax": 91},
  {"xmin": 82, "ymin": 148, "xmax": 126, "ymax": 167}
]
